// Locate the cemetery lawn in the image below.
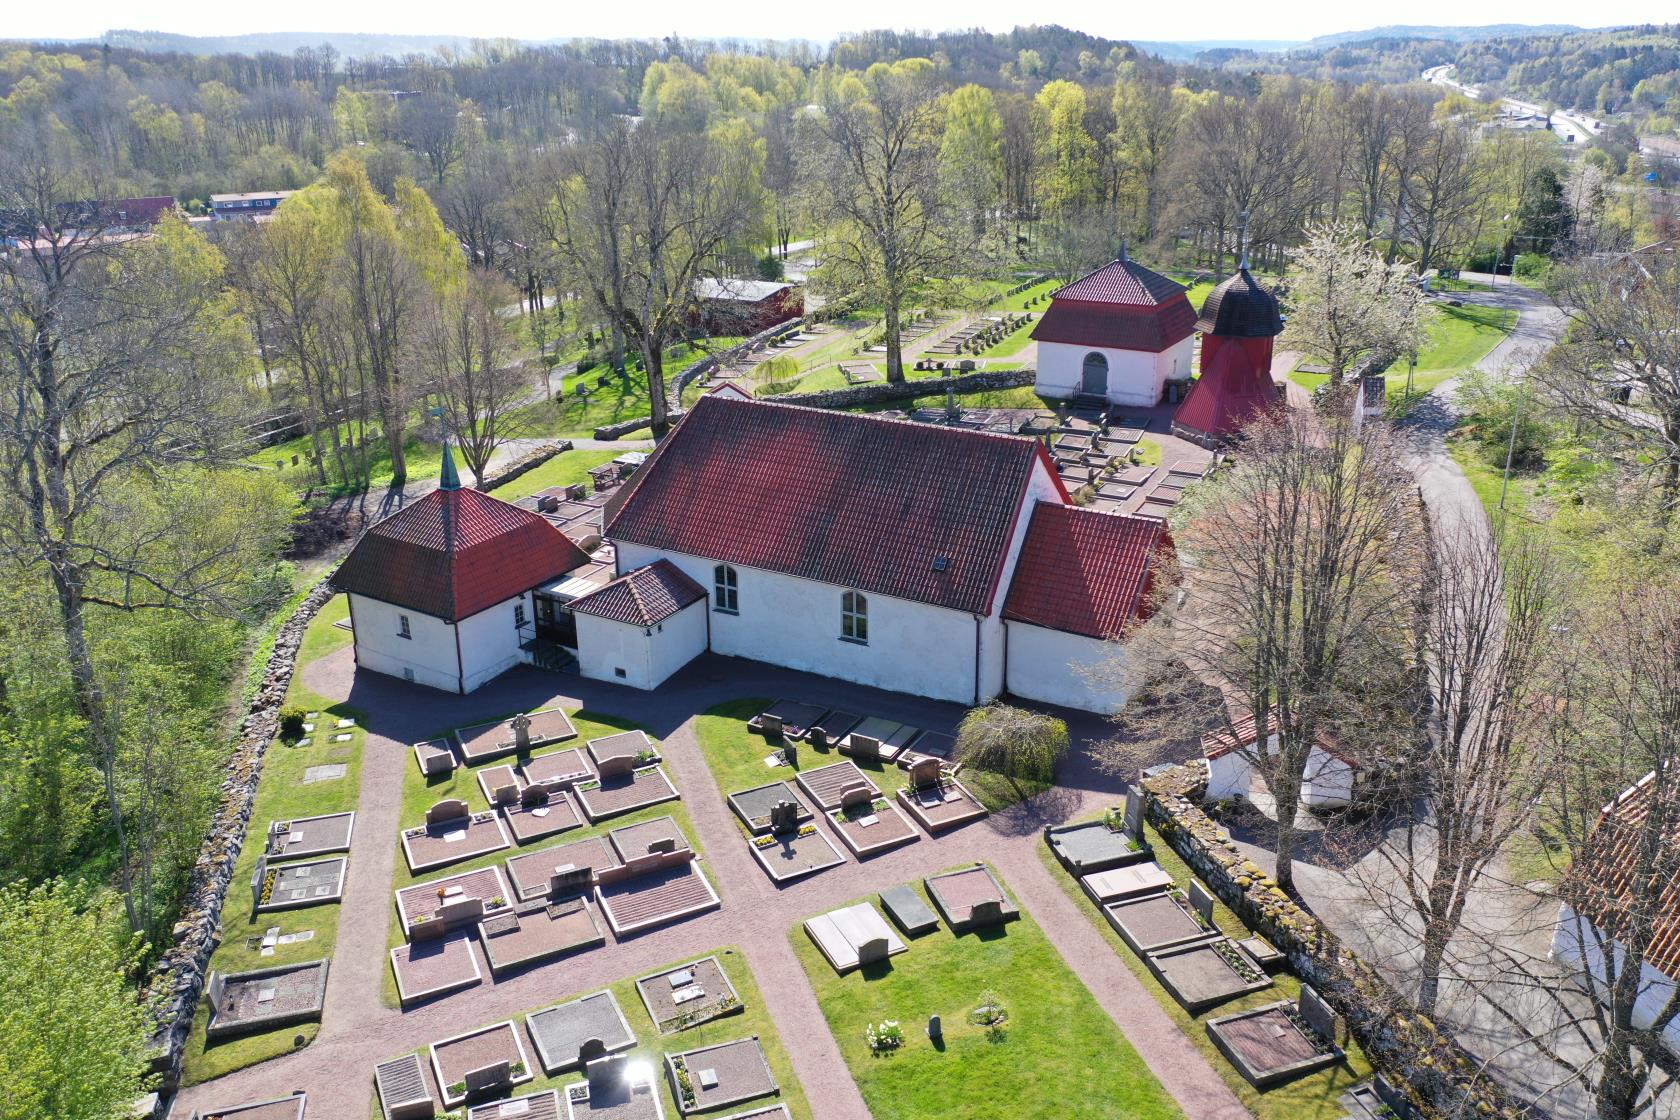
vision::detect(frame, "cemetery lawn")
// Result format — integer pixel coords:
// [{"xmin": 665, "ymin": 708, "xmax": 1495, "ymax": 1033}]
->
[
  {"xmin": 494, "ymin": 448, "xmax": 625, "ymax": 502},
  {"xmin": 181, "ymin": 599, "xmax": 366, "ymax": 1085},
  {"xmin": 369, "ymin": 945, "xmax": 811, "ymax": 1120},
  {"xmin": 381, "ymin": 708, "xmax": 707, "ymax": 1007},
  {"xmin": 790, "ymin": 869, "xmax": 1183, "ymax": 1120},
  {"xmin": 1037, "ymin": 815, "xmax": 1373, "ymax": 1120},
  {"xmin": 1289, "ymin": 302, "xmax": 1517, "ymax": 400}
]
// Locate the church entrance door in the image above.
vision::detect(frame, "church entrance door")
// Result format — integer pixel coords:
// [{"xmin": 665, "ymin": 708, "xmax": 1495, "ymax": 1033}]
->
[{"xmin": 1081, "ymin": 351, "xmax": 1109, "ymax": 396}]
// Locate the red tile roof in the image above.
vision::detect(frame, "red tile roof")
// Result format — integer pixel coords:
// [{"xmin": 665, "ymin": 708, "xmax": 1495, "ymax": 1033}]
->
[
  {"xmin": 333, "ymin": 487, "xmax": 589, "ymax": 621},
  {"xmin": 1173, "ymin": 335, "xmax": 1282, "ymax": 440},
  {"xmin": 1030, "ymin": 300, "xmax": 1198, "ymax": 352},
  {"xmin": 569, "ymin": 560, "xmax": 707, "ymax": 626},
  {"xmin": 1051, "ymin": 257, "xmax": 1188, "ymax": 306},
  {"xmin": 606, "ymin": 395, "xmax": 1067, "ymax": 615},
  {"xmin": 1002, "ymin": 503, "xmax": 1170, "ymax": 638},
  {"xmin": 1567, "ymin": 774, "xmax": 1680, "ymax": 977},
  {"xmin": 1201, "ymin": 707, "xmax": 1357, "ymax": 767}
]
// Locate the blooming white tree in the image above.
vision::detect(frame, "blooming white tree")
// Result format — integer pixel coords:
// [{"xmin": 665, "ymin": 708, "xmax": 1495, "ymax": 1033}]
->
[{"xmin": 1282, "ymin": 222, "xmax": 1425, "ymax": 384}]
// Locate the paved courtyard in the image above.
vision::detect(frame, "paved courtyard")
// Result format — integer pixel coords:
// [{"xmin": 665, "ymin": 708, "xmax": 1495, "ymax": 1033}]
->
[{"xmin": 170, "ymin": 647, "xmax": 1250, "ymax": 1120}]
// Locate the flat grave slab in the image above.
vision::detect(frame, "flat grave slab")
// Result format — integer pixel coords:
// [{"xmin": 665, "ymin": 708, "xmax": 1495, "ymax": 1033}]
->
[
  {"xmin": 712, "ymin": 1109, "xmax": 791, "ymax": 1120},
  {"xmin": 575, "ymin": 765, "xmax": 680, "ymax": 823},
  {"xmin": 727, "ymin": 782, "xmax": 812, "ymax": 834},
  {"xmin": 804, "ymin": 709, "xmax": 862, "ymax": 749},
  {"xmin": 563, "ymin": 1070, "xmax": 665, "ymax": 1120},
  {"xmin": 804, "ymin": 901, "xmax": 907, "ymax": 974},
  {"xmin": 430, "ymin": 1020, "xmax": 535, "ymax": 1108},
  {"xmin": 586, "ymin": 730, "xmax": 658, "ymax": 768},
  {"xmin": 479, "ymin": 898, "xmax": 605, "ymax": 976},
  {"xmin": 478, "ymin": 763, "xmax": 525, "ymax": 808},
  {"xmin": 374, "ymin": 1052, "xmax": 435, "ymax": 1120},
  {"xmin": 747, "ymin": 699, "xmax": 829, "ymax": 740},
  {"xmin": 457, "ymin": 708, "xmax": 578, "ymax": 765},
  {"xmin": 402, "ymin": 808, "xmax": 512, "ymax": 874},
  {"xmin": 1147, "ymin": 938, "xmax": 1273, "ymax": 1014},
  {"xmin": 301, "ymin": 763, "xmax": 346, "ymax": 784},
  {"xmin": 836, "ymin": 718, "xmax": 919, "ymax": 764},
  {"xmin": 878, "ymin": 885, "xmax": 940, "ymax": 936},
  {"xmin": 827, "ymin": 794, "xmax": 918, "ymax": 858},
  {"xmin": 469, "ymin": 1089, "xmax": 561, "ymax": 1120},
  {"xmin": 266, "ymin": 812, "xmax": 354, "ymax": 860},
  {"xmin": 521, "ymin": 747, "xmax": 596, "ymax": 790},
  {"xmin": 795, "ymin": 761, "xmax": 877, "ymax": 810},
  {"xmin": 391, "ymin": 932, "xmax": 483, "ymax": 1005},
  {"xmin": 507, "ymin": 835, "xmax": 624, "ymax": 903},
  {"xmin": 1206, "ymin": 1000, "xmax": 1342, "ymax": 1088},
  {"xmin": 205, "ymin": 959, "xmax": 329, "ymax": 1040},
  {"xmin": 1239, "ymin": 934, "xmax": 1287, "ymax": 972},
  {"xmin": 896, "ymin": 731, "xmax": 955, "ymax": 770},
  {"xmin": 1045, "ymin": 819, "xmax": 1152, "ymax": 874},
  {"xmin": 396, "ymin": 866, "xmax": 513, "ymax": 936},
  {"xmin": 257, "ymin": 856, "xmax": 347, "ymax": 911},
  {"xmin": 896, "ymin": 769, "xmax": 987, "ymax": 833},
  {"xmin": 504, "ymin": 790, "xmax": 584, "ymax": 845},
  {"xmin": 636, "ymin": 955, "xmax": 743, "ymax": 1034},
  {"xmin": 597, "ymin": 861, "xmax": 720, "ymax": 936},
  {"xmin": 924, "ymin": 865, "xmax": 1018, "ymax": 931},
  {"xmin": 608, "ymin": 815, "xmax": 691, "ymax": 862},
  {"xmin": 1081, "ymin": 861, "xmax": 1174, "ymax": 903},
  {"xmin": 665, "ymin": 1036, "xmax": 778, "ymax": 1115},
  {"xmin": 186, "ymin": 1093, "xmax": 307, "ymax": 1120},
  {"xmin": 747, "ymin": 824, "xmax": 846, "ymax": 883},
  {"xmin": 526, "ymin": 989, "xmax": 636, "ymax": 1074},
  {"xmin": 1103, "ymin": 889, "xmax": 1212, "ymax": 956}
]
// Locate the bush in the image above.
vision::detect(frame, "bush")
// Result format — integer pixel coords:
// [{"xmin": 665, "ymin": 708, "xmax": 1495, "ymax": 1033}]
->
[
  {"xmin": 757, "ymin": 253, "xmax": 785, "ymax": 281},
  {"xmin": 955, "ymin": 702, "xmax": 1068, "ymax": 785},
  {"xmin": 277, "ymin": 707, "xmax": 307, "ymax": 743},
  {"xmin": 1512, "ymin": 252, "xmax": 1551, "ymax": 280},
  {"xmin": 1453, "ymin": 370, "xmax": 1553, "ymax": 469}
]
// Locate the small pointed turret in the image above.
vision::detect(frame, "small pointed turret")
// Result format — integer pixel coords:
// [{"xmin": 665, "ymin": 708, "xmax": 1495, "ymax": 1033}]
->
[{"xmin": 439, "ymin": 441, "xmax": 462, "ymax": 491}]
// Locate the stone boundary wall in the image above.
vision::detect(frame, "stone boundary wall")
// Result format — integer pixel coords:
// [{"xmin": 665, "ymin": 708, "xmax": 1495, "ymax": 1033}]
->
[
  {"xmin": 667, "ymin": 318, "xmax": 804, "ymax": 411},
  {"xmin": 482, "ymin": 439, "xmax": 574, "ymax": 493},
  {"xmin": 143, "ymin": 578, "xmax": 339, "ymax": 1105},
  {"xmin": 1139, "ymin": 762, "xmax": 1528, "ymax": 1120},
  {"xmin": 593, "ymin": 369, "xmax": 1036, "ymax": 440}
]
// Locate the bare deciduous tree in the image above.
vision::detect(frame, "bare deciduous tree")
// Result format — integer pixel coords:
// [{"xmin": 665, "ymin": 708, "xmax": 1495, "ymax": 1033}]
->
[{"xmin": 416, "ymin": 269, "xmax": 532, "ymax": 487}]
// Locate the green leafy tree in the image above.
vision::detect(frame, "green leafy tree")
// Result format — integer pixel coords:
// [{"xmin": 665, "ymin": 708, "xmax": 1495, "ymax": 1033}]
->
[
  {"xmin": 0, "ymin": 880, "xmax": 152, "ymax": 1120},
  {"xmin": 955, "ymin": 702, "xmax": 1068, "ymax": 789},
  {"xmin": 939, "ymin": 84, "xmax": 1004, "ymax": 236},
  {"xmin": 1034, "ymin": 80, "xmax": 1098, "ymax": 219}
]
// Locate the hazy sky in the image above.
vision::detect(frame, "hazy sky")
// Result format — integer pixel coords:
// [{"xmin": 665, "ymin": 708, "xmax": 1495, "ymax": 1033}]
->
[{"xmin": 9, "ymin": 0, "xmax": 1674, "ymax": 46}]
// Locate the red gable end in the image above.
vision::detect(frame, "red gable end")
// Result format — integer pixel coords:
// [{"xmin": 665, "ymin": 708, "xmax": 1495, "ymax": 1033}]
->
[
  {"xmin": 1002, "ymin": 503, "xmax": 1171, "ymax": 639},
  {"xmin": 1030, "ymin": 257, "xmax": 1196, "ymax": 353},
  {"xmin": 333, "ymin": 486, "xmax": 589, "ymax": 621}
]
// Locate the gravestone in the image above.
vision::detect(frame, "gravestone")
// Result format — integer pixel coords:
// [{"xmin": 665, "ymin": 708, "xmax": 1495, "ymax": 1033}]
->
[
  {"xmin": 586, "ymin": 1053, "xmax": 627, "ymax": 1096},
  {"xmin": 1123, "ymin": 785, "xmax": 1145, "ymax": 838},
  {"xmin": 510, "ymin": 712, "xmax": 534, "ymax": 753},
  {"xmin": 1374, "ymin": 1074, "xmax": 1413, "ymax": 1119},
  {"xmin": 909, "ymin": 756, "xmax": 942, "ymax": 790},
  {"xmin": 769, "ymin": 799, "xmax": 799, "ymax": 834},
  {"xmin": 492, "ymin": 781, "xmax": 519, "ymax": 807},
  {"xmin": 781, "ymin": 742, "xmax": 797, "ymax": 766},
  {"xmin": 250, "ymin": 854, "xmax": 269, "ymax": 912},
  {"xmin": 760, "ymin": 714, "xmax": 785, "ymax": 743},
  {"xmin": 1187, "ymin": 881, "xmax": 1216, "ymax": 926},
  {"xmin": 808, "ymin": 727, "xmax": 829, "ymax": 749},
  {"xmin": 579, "ymin": 1037, "xmax": 606, "ymax": 1064},
  {"xmin": 848, "ymin": 734, "xmax": 880, "ymax": 759},
  {"xmin": 597, "ymin": 754, "xmax": 634, "ymax": 780},
  {"xmin": 857, "ymin": 936, "xmax": 889, "ymax": 965},
  {"xmin": 927, "ymin": 1014, "xmax": 942, "ymax": 1040},
  {"xmin": 426, "ymin": 798, "xmax": 470, "ymax": 828},
  {"xmin": 521, "ymin": 786, "xmax": 551, "ymax": 808},
  {"xmin": 435, "ymin": 896, "xmax": 485, "ymax": 927},
  {"xmin": 550, "ymin": 864, "xmax": 593, "ymax": 897},
  {"xmin": 1298, "ymin": 984, "xmax": 1342, "ymax": 1043},
  {"xmin": 646, "ymin": 836, "xmax": 677, "ymax": 855},
  {"xmin": 463, "ymin": 1060, "xmax": 511, "ymax": 1095},
  {"xmin": 968, "ymin": 898, "xmax": 1004, "ymax": 925},
  {"xmin": 840, "ymin": 784, "xmax": 874, "ymax": 812}
]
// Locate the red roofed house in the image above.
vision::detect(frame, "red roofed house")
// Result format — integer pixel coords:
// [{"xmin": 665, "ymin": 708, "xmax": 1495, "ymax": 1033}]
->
[
  {"xmin": 332, "ymin": 447, "xmax": 591, "ymax": 693},
  {"xmin": 1172, "ymin": 262, "xmax": 1286, "ymax": 444},
  {"xmin": 1552, "ymin": 772, "xmax": 1680, "ymax": 1052},
  {"xmin": 1203, "ymin": 707, "xmax": 1364, "ymax": 809},
  {"xmin": 597, "ymin": 391, "xmax": 1173, "ymax": 711},
  {"xmin": 569, "ymin": 559, "xmax": 710, "ymax": 690},
  {"xmin": 1029, "ymin": 251, "xmax": 1197, "ymax": 409}
]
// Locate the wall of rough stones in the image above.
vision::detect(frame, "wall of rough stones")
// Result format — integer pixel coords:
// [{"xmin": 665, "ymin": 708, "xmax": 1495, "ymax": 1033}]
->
[
  {"xmin": 1138, "ymin": 763, "xmax": 1526, "ymax": 1120},
  {"xmin": 143, "ymin": 578, "xmax": 339, "ymax": 1105}
]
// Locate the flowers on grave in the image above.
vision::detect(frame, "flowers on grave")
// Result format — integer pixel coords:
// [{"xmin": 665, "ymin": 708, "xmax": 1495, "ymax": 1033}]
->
[
  {"xmin": 865, "ymin": 1019, "xmax": 904, "ymax": 1052},
  {"xmin": 487, "ymin": 896, "xmax": 506, "ymax": 908},
  {"xmin": 752, "ymin": 834, "xmax": 777, "ymax": 849},
  {"xmin": 968, "ymin": 991, "xmax": 1007, "ymax": 1028},
  {"xmin": 1211, "ymin": 939, "xmax": 1265, "ymax": 984},
  {"xmin": 447, "ymin": 1081, "xmax": 467, "ymax": 1098},
  {"xmin": 260, "ymin": 870, "xmax": 278, "ymax": 905},
  {"xmin": 509, "ymin": 1060, "xmax": 526, "ymax": 1077},
  {"xmin": 436, "ymin": 886, "xmax": 448, "ymax": 900},
  {"xmin": 671, "ymin": 1057, "xmax": 696, "ymax": 1107},
  {"xmin": 634, "ymin": 748, "xmax": 658, "ymax": 765},
  {"xmin": 1282, "ymin": 1006, "xmax": 1339, "ymax": 1056},
  {"xmin": 797, "ymin": 823, "xmax": 817, "ymax": 837}
]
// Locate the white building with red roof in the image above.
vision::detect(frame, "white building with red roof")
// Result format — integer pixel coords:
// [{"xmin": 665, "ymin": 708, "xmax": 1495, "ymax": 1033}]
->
[
  {"xmin": 569, "ymin": 559, "xmax": 710, "ymax": 690},
  {"xmin": 332, "ymin": 447, "xmax": 591, "ymax": 693},
  {"xmin": 1029, "ymin": 251, "xmax": 1197, "ymax": 408},
  {"xmin": 1202, "ymin": 707, "xmax": 1364, "ymax": 809}
]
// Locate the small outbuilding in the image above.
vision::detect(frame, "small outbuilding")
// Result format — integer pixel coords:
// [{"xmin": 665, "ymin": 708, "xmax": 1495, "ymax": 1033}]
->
[
  {"xmin": 570, "ymin": 560, "xmax": 710, "ymax": 690},
  {"xmin": 1203, "ymin": 707, "xmax": 1363, "ymax": 810},
  {"xmin": 1172, "ymin": 262, "xmax": 1285, "ymax": 444},
  {"xmin": 694, "ymin": 277, "xmax": 804, "ymax": 335}
]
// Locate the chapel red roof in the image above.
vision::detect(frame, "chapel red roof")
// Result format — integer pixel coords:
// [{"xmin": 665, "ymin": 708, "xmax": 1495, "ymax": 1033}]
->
[
  {"xmin": 1002, "ymin": 503, "xmax": 1170, "ymax": 639},
  {"xmin": 1566, "ymin": 774, "xmax": 1680, "ymax": 977},
  {"xmin": 1173, "ymin": 336, "xmax": 1282, "ymax": 441},
  {"xmin": 569, "ymin": 560, "xmax": 707, "ymax": 626},
  {"xmin": 1030, "ymin": 257, "xmax": 1197, "ymax": 353},
  {"xmin": 1201, "ymin": 706, "xmax": 1357, "ymax": 767},
  {"xmin": 605, "ymin": 394, "xmax": 1068, "ymax": 615},
  {"xmin": 333, "ymin": 486, "xmax": 589, "ymax": 621}
]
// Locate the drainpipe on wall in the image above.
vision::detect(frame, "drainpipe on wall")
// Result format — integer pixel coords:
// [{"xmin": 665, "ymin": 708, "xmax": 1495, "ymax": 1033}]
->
[
  {"xmin": 1001, "ymin": 619, "xmax": 1010, "ymax": 698},
  {"xmin": 453, "ymin": 623, "xmax": 466, "ymax": 695},
  {"xmin": 973, "ymin": 614, "xmax": 984, "ymax": 706}
]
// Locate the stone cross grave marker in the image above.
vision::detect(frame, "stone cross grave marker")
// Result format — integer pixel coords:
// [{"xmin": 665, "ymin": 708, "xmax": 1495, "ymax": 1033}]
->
[
  {"xmin": 510, "ymin": 712, "xmax": 534, "ymax": 753},
  {"xmin": 769, "ymin": 798, "xmax": 799, "ymax": 834},
  {"xmin": 1123, "ymin": 785, "xmax": 1145, "ymax": 838},
  {"xmin": 1187, "ymin": 880, "xmax": 1216, "ymax": 926},
  {"xmin": 1298, "ymin": 984, "xmax": 1342, "ymax": 1044}
]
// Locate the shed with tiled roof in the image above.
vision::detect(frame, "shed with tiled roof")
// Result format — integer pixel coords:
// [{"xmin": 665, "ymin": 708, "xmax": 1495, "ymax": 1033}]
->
[
  {"xmin": 1202, "ymin": 704, "xmax": 1363, "ymax": 809},
  {"xmin": 333, "ymin": 447, "xmax": 590, "ymax": 694},
  {"xmin": 1030, "ymin": 252, "xmax": 1198, "ymax": 409},
  {"xmin": 571, "ymin": 561, "xmax": 711, "ymax": 691}
]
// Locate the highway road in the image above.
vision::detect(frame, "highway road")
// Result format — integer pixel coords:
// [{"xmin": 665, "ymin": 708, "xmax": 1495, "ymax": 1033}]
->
[{"xmin": 1422, "ymin": 64, "xmax": 1603, "ymax": 143}]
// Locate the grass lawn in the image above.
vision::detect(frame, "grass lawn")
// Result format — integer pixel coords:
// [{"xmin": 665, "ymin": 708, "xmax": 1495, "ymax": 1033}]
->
[
  {"xmin": 790, "ymin": 867, "xmax": 1184, "ymax": 1120},
  {"xmin": 381, "ymin": 707, "xmax": 707, "ymax": 1007},
  {"xmin": 1037, "ymin": 817, "xmax": 1373, "ymax": 1120},
  {"xmin": 181, "ymin": 594, "xmax": 366, "ymax": 1085},
  {"xmin": 976, "ymin": 320, "xmax": 1037, "ymax": 360},
  {"xmin": 1432, "ymin": 277, "xmax": 1493, "ymax": 293},
  {"xmin": 1289, "ymin": 302, "xmax": 1516, "ymax": 401},
  {"xmin": 694, "ymin": 699, "xmax": 1047, "ymax": 818},
  {"xmin": 987, "ymin": 278, "xmax": 1059, "ymax": 311},
  {"xmin": 370, "ymin": 946, "xmax": 810, "ymax": 1120},
  {"xmin": 493, "ymin": 448, "xmax": 625, "ymax": 502}
]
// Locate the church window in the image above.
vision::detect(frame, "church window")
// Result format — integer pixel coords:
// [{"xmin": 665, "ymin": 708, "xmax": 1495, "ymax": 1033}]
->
[{"xmin": 841, "ymin": 591, "xmax": 869, "ymax": 644}]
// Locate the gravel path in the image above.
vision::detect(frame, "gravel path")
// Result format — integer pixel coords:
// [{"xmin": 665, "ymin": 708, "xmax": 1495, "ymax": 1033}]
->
[{"xmin": 171, "ymin": 652, "xmax": 1249, "ymax": 1120}]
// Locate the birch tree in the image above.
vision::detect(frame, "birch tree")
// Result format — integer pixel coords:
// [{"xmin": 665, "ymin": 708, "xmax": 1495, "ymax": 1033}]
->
[{"xmin": 1282, "ymin": 222, "xmax": 1425, "ymax": 384}]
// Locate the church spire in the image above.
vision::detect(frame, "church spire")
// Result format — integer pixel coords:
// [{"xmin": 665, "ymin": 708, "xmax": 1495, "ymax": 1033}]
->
[
  {"xmin": 1237, "ymin": 209, "xmax": 1251, "ymax": 272},
  {"xmin": 439, "ymin": 441, "xmax": 461, "ymax": 491}
]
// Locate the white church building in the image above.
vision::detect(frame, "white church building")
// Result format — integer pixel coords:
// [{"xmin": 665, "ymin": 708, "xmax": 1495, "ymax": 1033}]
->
[
  {"xmin": 1029, "ymin": 251, "xmax": 1197, "ymax": 408},
  {"xmin": 335, "ymin": 393, "xmax": 1175, "ymax": 714}
]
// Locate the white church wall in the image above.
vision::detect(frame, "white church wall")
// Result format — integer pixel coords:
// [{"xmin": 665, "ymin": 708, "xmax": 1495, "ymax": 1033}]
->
[
  {"xmin": 575, "ymin": 612, "xmax": 654, "ymax": 689},
  {"xmin": 1553, "ymin": 903, "xmax": 1680, "ymax": 1052},
  {"xmin": 349, "ymin": 593, "xmax": 463, "ymax": 692},
  {"xmin": 1036, "ymin": 341, "xmax": 1171, "ymax": 408},
  {"xmin": 978, "ymin": 460, "xmax": 1072, "ymax": 702},
  {"xmin": 455, "ymin": 591, "xmax": 533, "ymax": 693},
  {"xmin": 1004, "ymin": 622, "xmax": 1134, "ymax": 713}
]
